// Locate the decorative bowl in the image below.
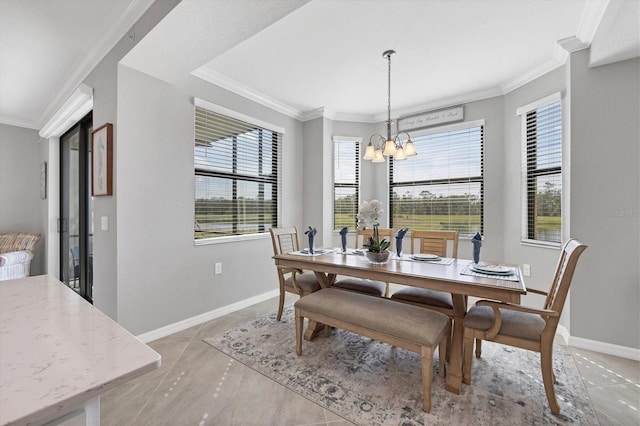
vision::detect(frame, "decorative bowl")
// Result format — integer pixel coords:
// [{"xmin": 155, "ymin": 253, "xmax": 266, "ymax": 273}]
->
[{"xmin": 365, "ymin": 250, "xmax": 390, "ymax": 265}]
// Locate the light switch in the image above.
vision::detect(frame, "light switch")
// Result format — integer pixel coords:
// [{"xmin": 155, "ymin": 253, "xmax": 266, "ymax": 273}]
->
[
  {"xmin": 523, "ymin": 264, "xmax": 531, "ymax": 277},
  {"xmin": 101, "ymin": 216, "xmax": 109, "ymax": 231}
]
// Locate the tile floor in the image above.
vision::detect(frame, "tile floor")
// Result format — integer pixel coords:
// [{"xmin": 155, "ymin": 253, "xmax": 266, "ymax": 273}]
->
[{"xmin": 101, "ymin": 293, "xmax": 639, "ymax": 425}]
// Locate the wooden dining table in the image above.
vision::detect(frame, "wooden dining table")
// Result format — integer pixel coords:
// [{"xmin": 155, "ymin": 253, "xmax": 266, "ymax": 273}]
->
[{"xmin": 273, "ymin": 250, "xmax": 526, "ymax": 395}]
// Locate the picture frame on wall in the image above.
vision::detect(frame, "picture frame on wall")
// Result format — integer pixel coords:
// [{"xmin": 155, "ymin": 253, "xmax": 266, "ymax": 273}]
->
[{"xmin": 91, "ymin": 123, "xmax": 113, "ymax": 196}]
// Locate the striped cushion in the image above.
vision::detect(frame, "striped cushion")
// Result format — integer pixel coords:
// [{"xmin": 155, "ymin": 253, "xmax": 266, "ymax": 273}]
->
[{"xmin": 0, "ymin": 233, "xmax": 41, "ymax": 254}]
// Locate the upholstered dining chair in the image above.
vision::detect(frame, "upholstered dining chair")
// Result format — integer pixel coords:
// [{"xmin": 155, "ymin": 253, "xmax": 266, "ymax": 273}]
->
[
  {"xmin": 390, "ymin": 230, "xmax": 459, "ymax": 353},
  {"xmin": 462, "ymin": 239, "xmax": 587, "ymax": 415},
  {"xmin": 270, "ymin": 226, "xmax": 323, "ymax": 321}
]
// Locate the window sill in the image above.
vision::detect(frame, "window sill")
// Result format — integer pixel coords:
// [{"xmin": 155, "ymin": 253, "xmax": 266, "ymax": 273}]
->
[
  {"xmin": 520, "ymin": 239, "xmax": 561, "ymax": 250},
  {"xmin": 195, "ymin": 232, "xmax": 270, "ymax": 246}
]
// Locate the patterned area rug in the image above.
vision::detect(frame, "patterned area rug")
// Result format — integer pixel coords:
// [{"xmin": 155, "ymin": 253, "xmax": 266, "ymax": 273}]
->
[{"xmin": 204, "ymin": 307, "xmax": 597, "ymax": 425}]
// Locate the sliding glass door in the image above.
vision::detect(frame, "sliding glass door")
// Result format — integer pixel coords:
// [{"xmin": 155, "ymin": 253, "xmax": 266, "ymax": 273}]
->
[{"xmin": 60, "ymin": 112, "xmax": 93, "ymax": 302}]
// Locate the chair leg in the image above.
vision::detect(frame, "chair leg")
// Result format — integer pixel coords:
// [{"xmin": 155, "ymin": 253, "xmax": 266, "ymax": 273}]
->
[
  {"xmin": 475, "ymin": 338, "xmax": 482, "ymax": 358},
  {"xmin": 384, "ymin": 282, "xmax": 390, "ymax": 298},
  {"xmin": 421, "ymin": 347, "xmax": 434, "ymax": 413},
  {"xmin": 463, "ymin": 334, "xmax": 474, "ymax": 385},
  {"xmin": 541, "ymin": 345, "xmax": 560, "ymax": 414},
  {"xmin": 295, "ymin": 310, "xmax": 303, "ymax": 356},
  {"xmin": 277, "ymin": 290, "xmax": 285, "ymax": 321}
]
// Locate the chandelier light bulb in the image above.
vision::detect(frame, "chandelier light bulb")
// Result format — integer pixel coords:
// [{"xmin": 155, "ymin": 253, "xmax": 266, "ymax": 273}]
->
[
  {"xmin": 404, "ymin": 140, "xmax": 417, "ymax": 156},
  {"xmin": 372, "ymin": 149, "xmax": 385, "ymax": 163},
  {"xmin": 394, "ymin": 145, "xmax": 407, "ymax": 161},
  {"xmin": 383, "ymin": 139, "xmax": 396, "ymax": 156},
  {"xmin": 363, "ymin": 143, "xmax": 375, "ymax": 160}
]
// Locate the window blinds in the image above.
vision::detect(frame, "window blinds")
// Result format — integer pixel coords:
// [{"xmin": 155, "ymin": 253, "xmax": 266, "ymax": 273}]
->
[
  {"xmin": 333, "ymin": 138, "xmax": 360, "ymax": 230},
  {"xmin": 389, "ymin": 125, "xmax": 484, "ymax": 236},
  {"xmin": 524, "ymin": 100, "xmax": 562, "ymax": 243},
  {"xmin": 194, "ymin": 106, "xmax": 280, "ymax": 239}
]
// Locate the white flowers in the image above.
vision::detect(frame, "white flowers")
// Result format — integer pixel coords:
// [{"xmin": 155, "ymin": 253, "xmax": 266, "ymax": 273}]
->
[{"xmin": 357, "ymin": 199, "xmax": 383, "ymax": 229}]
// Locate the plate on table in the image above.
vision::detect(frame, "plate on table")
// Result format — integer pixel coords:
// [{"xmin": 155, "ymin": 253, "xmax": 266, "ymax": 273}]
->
[
  {"xmin": 300, "ymin": 249, "xmax": 327, "ymax": 255},
  {"xmin": 411, "ymin": 253, "xmax": 441, "ymax": 261},
  {"xmin": 471, "ymin": 264, "xmax": 513, "ymax": 275}
]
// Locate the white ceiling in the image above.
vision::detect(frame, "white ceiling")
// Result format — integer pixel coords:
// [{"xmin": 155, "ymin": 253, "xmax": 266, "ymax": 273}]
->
[{"xmin": 1, "ymin": 0, "xmax": 638, "ymax": 130}]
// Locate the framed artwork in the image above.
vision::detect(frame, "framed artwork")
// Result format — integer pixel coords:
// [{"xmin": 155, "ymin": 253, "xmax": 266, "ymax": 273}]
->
[
  {"xmin": 40, "ymin": 161, "xmax": 47, "ymax": 200},
  {"xmin": 91, "ymin": 123, "xmax": 113, "ymax": 196}
]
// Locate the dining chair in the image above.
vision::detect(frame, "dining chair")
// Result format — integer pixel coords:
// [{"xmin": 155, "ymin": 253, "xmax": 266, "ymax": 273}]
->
[
  {"xmin": 270, "ymin": 226, "xmax": 323, "ymax": 321},
  {"xmin": 336, "ymin": 227, "xmax": 394, "ymax": 297},
  {"xmin": 462, "ymin": 239, "xmax": 587, "ymax": 415},
  {"xmin": 390, "ymin": 230, "xmax": 459, "ymax": 355}
]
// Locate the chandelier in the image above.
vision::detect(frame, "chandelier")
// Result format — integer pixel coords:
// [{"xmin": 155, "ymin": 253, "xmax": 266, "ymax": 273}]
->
[{"xmin": 363, "ymin": 50, "xmax": 417, "ymax": 163}]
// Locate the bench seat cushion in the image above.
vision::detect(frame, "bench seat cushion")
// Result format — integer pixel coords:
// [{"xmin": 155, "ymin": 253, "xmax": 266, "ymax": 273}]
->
[{"xmin": 295, "ymin": 288, "xmax": 449, "ymax": 347}]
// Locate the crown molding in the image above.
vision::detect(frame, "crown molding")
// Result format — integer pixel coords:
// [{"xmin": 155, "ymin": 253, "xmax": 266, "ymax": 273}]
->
[
  {"xmin": 557, "ymin": 36, "xmax": 590, "ymax": 53},
  {"xmin": 576, "ymin": 0, "xmax": 610, "ymax": 44},
  {"xmin": 35, "ymin": 0, "xmax": 154, "ymax": 129},
  {"xmin": 39, "ymin": 84, "xmax": 93, "ymax": 139},
  {"xmin": 301, "ymin": 107, "xmax": 330, "ymax": 122},
  {"xmin": 0, "ymin": 116, "xmax": 39, "ymax": 130},
  {"xmin": 192, "ymin": 66, "xmax": 305, "ymax": 120},
  {"xmin": 500, "ymin": 56, "xmax": 566, "ymax": 94}
]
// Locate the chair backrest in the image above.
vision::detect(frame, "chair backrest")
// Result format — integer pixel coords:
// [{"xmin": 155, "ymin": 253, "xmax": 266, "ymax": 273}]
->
[
  {"xmin": 355, "ymin": 228, "xmax": 393, "ymax": 249},
  {"xmin": 544, "ymin": 239, "xmax": 587, "ymax": 314},
  {"xmin": 410, "ymin": 230, "xmax": 459, "ymax": 258},
  {"xmin": 269, "ymin": 226, "xmax": 300, "ymax": 256}
]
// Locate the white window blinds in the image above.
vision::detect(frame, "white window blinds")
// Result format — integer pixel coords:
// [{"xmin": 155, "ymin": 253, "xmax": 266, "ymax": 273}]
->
[
  {"xmin": 389, "ymin": 123, "xmax": 484, "ymax": 236},
  {"xmin": 522, "ymin": 98, "xmax": 562, "ymax": 243},
  {"xmin": 194, "ymin": 106, "xmax": 280, "ymax": 239},
  {"xmin": 333, "ymin": 137, "xmax": 360, "ymax": 231}
]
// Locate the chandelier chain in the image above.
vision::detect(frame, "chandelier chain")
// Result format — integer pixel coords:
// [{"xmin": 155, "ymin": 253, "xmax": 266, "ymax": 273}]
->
[{"xmin": 387, "ymin": 52, "xmax": 391, "ymax": 123}]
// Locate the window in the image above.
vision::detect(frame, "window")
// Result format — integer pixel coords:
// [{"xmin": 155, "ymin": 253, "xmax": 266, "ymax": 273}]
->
[
  {"xmin": 333, "ymin": 136, "xmax": 360, "ymax": 230},
  {"xmin": 194, "ymin": 101, "xmax": 280, "ymax": 240},
  {"xmin": 518, "ymin": 94, "xmax": 562, "ymax": 244},
  {"xmin": 389, "ymin": 122, "xmax": 484, "ymax": 237}
]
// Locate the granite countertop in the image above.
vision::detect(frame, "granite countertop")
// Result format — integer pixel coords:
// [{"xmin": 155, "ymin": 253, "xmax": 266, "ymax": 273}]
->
[{"xmin": 0, "ymin": 275, "xmax": 161, "ymax": 425}]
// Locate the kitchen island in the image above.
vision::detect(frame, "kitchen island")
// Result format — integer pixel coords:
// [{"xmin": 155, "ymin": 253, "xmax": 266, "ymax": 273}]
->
[{"xmin": 0, "ymin": 275, "xmax": 160, "ymax": 426}]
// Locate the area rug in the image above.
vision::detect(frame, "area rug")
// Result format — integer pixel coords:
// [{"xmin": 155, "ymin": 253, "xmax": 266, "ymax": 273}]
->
[{"xmin": 203, "ymin": 306, "xmax": 598, "ymax": 425}]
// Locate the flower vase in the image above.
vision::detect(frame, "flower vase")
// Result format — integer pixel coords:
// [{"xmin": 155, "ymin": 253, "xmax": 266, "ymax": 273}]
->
[{"xmin": 365, "ymin": 250, "xmax": 390, "ymax": 265}]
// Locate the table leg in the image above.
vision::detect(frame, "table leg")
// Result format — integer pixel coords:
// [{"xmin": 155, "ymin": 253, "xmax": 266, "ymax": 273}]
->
[
  {"xmin": 313, "ymin": 271, "xmax": 336, "ymax": 288},
  {"xmin": 445, "ymin": 294, "xmax": 467, "ymax": 394},
  {"xmin": 303, "ymin": 319, "xmax": 325, "ymax": 341}
]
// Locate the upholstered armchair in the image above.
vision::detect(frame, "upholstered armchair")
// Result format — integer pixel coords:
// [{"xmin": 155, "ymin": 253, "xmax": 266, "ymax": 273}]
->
[{"xmin": 0, "ymin": 232, "xmax": 42, "ymax": 281}]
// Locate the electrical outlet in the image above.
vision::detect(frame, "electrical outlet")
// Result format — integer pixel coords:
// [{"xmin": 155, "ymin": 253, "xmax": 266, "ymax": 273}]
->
[
  {"xmin": 523, "ymin": 264, "xmax": 531, "ymax": 277},
  {"xmin": 215, "ymin": 263, "xmax": 222, "ymax": 275}
]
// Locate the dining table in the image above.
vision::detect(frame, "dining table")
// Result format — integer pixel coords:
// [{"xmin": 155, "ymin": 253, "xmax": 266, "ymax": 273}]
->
[{"xmin": 273, "ymin": 249, "xmax": 526, "ymax": 395}]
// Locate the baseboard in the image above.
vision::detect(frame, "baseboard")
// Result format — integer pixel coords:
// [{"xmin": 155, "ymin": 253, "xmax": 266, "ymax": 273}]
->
[
  {"xmin": 136, "ymin": 289, "xmax": 280, "ymax": 343},
  {"xmin": 569, "ymin": 335, "xmax": 640, "ymax": 361},
  {"xmin": 555, "ymin": 325, "xmax": 570, "ymax": 346}
]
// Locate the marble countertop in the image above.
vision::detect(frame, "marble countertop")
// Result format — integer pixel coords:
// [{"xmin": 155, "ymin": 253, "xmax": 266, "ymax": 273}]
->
[{"xmin": 0, "ymin": 275, "xmax": 161, "ymax": 425}]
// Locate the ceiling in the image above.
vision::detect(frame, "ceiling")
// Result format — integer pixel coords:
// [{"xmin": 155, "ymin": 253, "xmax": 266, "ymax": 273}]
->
[{"xmin": 1, "ymin": 0, "xmax": 638, "ymax": 130}]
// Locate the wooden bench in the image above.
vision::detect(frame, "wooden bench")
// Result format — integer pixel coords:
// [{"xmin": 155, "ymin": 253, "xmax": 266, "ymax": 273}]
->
[{"xmin": 294, "ymin": 287, "xmax": 450, "ymax": 412}]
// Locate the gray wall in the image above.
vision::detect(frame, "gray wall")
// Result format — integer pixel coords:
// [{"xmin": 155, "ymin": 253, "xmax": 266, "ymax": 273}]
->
[
  {"xmin": 83, "ymin": 0, "xmax": 181, "ymax": 319},
  {"xmin": 115, "ymin": 65, "xmax": 305, "ymax": 334},
  {"xmin": 0, "ymin": 124, "xmax": 46, "ymax": 275},
  {"xmin": 569, "ymin": 51, "xmax": 639, "ymax": 348}
]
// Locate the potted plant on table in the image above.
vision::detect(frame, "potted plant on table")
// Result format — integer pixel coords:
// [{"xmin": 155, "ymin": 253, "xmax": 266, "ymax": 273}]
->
[{"xmin": 357, "ymin": 199, "xmax": 391, "ymax": 264}]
